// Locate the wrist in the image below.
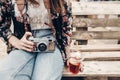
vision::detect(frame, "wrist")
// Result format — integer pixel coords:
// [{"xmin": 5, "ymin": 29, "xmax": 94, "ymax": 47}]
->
[
  {"xmin": 7, "ymin": 34, "xmax": 12, "ymax": 40},
  {"xmin": 8, "ymin": 36, "xmax": 19, "ymax": 47}
]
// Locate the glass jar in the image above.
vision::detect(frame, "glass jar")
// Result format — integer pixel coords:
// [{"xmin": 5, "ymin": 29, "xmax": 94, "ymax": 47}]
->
[{"xmin": 68, "ymin": 51, "xmax": 84, "ymax": 74}]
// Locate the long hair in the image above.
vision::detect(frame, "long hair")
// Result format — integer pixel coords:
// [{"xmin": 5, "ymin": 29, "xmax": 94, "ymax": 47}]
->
[
  {"xmin": 28, "ymin": 0, "xmax": 39, "ymax": 5},
  {"xmin": 28, "ymin": 0, "xmax": 65, "ymax": 14},
  {"xmin": 50, "ymin": 0, "xmax": 64, "ymax": 13}
]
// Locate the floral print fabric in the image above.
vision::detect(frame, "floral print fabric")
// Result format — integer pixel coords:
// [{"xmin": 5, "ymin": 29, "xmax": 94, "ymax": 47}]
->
[
  {"xmin": 0, "ymin": 0, "xmax": 12, "ymax": 41},
  {"xmin": 0, "ymin": 0, "xmax": 72, "ymax": 60}
]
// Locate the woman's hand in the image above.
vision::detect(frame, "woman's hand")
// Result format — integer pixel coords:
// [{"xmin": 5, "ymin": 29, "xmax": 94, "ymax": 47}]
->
[
  {"xmin": 66, "ymin": 51, "xmax": 84, "ymax": 72},
  {"xmin": 8, "ymin": 32, "xmax": 35, "ymax": 52}
]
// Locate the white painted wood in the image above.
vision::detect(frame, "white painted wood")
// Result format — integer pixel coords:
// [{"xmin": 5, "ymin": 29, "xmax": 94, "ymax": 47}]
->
[
  {"xmin": 72, "ymin": 2, "xmax": 120, "ymax": 15},
  {"xmin": 63, "ymin": 61, "xmax": 120, "ymax": 77},
  {"xmin": 73, "ymin": 18, "xmax": 120, "ymax": 27},
  {"xmin": 85, "ymin": 77, "xmax": 108, "ymax": 80},
  {"xmin": 65, "ymin": 1, "xmax": 120, "ymax": 78},
  {"xmin": 70, "ymin": 45, "xmax": 120, "ymax": 52},
  {"xmin": 82, "ymin": 52, "xmax": 120, "ymax": 61},
  {"xmin": 72, "ymin": 31, "xmax": 120, "ymax": 39},
  {"xmin": 0, "ymin": 39, "xmax": 7, "ymax": 60}
]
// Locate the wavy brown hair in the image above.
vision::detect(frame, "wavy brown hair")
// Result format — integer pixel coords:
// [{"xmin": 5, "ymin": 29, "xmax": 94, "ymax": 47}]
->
[
  {"xmin": 50, "ymin": 0, "xmax": 64, "ymax": 13},
  {"xmin": 28, "ymin": 0, "xmax": 64, "ymax": 13},
  {"xmin": 28, "ymin": 0, "xmax": 39, "ymax": 5}
]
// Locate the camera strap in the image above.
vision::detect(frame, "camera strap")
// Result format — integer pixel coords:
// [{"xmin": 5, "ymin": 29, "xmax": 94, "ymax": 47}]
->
[{"xmin": 45, "ymin": 0, "xmax": 67, "ymax": 61}]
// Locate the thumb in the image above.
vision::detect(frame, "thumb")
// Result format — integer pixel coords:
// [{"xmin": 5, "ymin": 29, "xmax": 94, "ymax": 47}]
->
[
  {"xmin": 23, "ymin": 32, "xmax": 32, "ymax": 39},
  {"xmin": 67, "ymin": 59, "xmax": 70, "ymax": 67}
]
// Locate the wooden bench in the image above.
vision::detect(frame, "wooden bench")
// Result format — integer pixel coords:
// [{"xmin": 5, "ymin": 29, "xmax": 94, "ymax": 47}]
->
[
  {"xmin": 63, "ymin": 1, "xmax": 120, "ymax": 79},
  {"xmin": 0, "ymin": 38, "xmax": 7, "ymax": 60}
]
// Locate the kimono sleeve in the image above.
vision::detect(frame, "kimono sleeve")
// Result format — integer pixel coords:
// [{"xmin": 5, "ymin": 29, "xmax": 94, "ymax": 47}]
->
[{"xmin": 0, "ymin": 1, "xmax": 12, "ymax": 41}]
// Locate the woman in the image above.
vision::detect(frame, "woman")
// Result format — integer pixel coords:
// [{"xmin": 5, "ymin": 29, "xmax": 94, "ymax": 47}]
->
[{"xmin": 0, "ymin": 0, "xmax": 72, "ymax": 80}]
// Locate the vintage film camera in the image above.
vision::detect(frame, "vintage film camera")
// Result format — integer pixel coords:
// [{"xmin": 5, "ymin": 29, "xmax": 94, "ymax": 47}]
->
[{"xmin": 28, "ymin": 36, "xmax": 55, "ymax": 52}]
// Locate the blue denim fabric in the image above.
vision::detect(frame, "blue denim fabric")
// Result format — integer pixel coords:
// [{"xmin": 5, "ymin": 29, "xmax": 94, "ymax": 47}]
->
[{"xmin": 0, "ymin": 29, "xmax": 64, "ymax": 80}]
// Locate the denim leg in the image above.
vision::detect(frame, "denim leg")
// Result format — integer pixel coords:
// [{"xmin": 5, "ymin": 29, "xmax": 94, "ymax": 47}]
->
[
  {"xmin": 31, "ymin": 46, "xmax": 64, "ymax": 80},
  {"xmin": 0, "ymin": 50, "xmax": 36, "ymax": 80}
]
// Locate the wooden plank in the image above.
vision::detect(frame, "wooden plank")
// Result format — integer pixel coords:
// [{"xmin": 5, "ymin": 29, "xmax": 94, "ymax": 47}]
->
[
  {"xmin": 0, "ymin": 38, "xmax": 7, "ymax": 60},
  {"xmin": 63, "ymin": 61, "xmax": 120, "ymax": 77},
  {"xmin": 72, "ymin": 31, "xmax": 120, "ymax": 40},
  {"xmin": 87, "ymin": 39, "xmax": 119, "ymax": 45},
  {"xmin": 82, "ymin": 52, "xmax": 120, "ymax": 61},
  {"xmin": 72, "ymin": 2, "xmax": 120, "ymax": 15},
  {"xmin": 70, "ymin": 45, "xmax": 120, "ymax": 52},
  {"xmin": 73, "ymin": 18, "xmax": 120, "ymax": 27},
  {"xmin": 85, "ymin": 77, "xmax": 108, "ymax": 80}
]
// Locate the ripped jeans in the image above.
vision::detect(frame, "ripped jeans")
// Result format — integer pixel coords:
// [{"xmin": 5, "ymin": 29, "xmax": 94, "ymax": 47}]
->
[{"xmin": 0, "ymin": 29, "xmax": 64, "ymax": 80}]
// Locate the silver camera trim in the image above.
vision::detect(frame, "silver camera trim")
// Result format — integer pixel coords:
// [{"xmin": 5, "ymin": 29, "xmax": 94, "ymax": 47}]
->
[{"xmin": 28, "ymin": 36, "xmax": 55, "ymax": 53}]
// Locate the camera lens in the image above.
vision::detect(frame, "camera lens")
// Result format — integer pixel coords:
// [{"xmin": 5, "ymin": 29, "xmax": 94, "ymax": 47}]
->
[{"xmin": 38, "ymin": 43, "xmax": 47, "ymax": 51}]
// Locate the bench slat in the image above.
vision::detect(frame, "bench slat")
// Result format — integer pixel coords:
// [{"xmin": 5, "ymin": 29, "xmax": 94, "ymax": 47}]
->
[
  {"xmin": 72, "ymin": 2, "xmax": 120, "ymax": 15},
  {"xmin": 70, "ymin": 45, "xmax": 120, "ymax": 52},
  {"xmin": 65, "ymin": 1, "xmax": 120, "ymax": 78},
  {"xmin": 72, "ymin": 31, "xmax": 120, "ymax": 40},
  {"xmin": 82, "ymin": 52, "xmax": 120, "ymax": 61},
  {"xmin": 73, "ymin": 18, "xmax": 120, "ymax": 27},
  {"xmin": 63, "ymin": 61, "xmax": 120, "ymax": 77}
]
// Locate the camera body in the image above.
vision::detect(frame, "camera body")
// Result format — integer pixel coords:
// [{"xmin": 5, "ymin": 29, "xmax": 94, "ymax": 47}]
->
[{"xmin": 28, "ymin": 36, "xmax": 55, "ymax": 52}]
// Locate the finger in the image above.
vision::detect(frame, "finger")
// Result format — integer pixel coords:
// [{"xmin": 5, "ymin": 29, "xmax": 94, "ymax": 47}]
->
[
  {"xmin": 21, "ymin": 46, "xmax": 33, "ymax": 52},
  {"xmin": 20, "ymin": 42, "xmax": 35, "ymax": 51},
  {"xmin": 22, "ymin": 42, "xmax": 35, "ymax": 50},
  {"xmin": 23, "ymin": 40, "xmax": 35, "ymax": 46},
  {"xmin": 23, "ymin": 32, "xmax": 32, "ymax": 39},
  {"xmin": 80, "ymin": 63, "xmax": 84, "ymax": 72},
  {"xmin": 67, "ymin": 60, "xmax": 70, "ymax": 67}
]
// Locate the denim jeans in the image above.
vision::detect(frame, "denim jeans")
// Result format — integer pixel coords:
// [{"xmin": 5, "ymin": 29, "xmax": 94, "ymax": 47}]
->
[{"xmin": 0, "ymin": 29, "xmax": 64, "ymax": 80}]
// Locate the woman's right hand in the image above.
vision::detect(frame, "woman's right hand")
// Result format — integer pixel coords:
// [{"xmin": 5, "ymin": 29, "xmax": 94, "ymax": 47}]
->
[{"xmin": 8, "ymin": 32, "xmax": 35, "ymax": 52}]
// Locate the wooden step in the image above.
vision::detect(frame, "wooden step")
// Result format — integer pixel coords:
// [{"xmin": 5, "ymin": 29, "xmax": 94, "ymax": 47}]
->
[
  {"xmin": 73, "ymin": 18, "xmax": 120, "ymax": 28},
  {"xmin": 82, "ymin": 52, "xmax": 120, "ymax": 61},
  {"xmin": 72, "ymin": 2, "xmax": 120, "ymax": 15},
  {"xmin": 70, "ymin": 45, "xmax": 120, "ymax": 52},
  {"xmin": 63, "ymin": 61, "xmax": 120, "ymax": 77},
  {"xmin": 72, "ymin": 31, "xmax": 120, "ymax": 40}
]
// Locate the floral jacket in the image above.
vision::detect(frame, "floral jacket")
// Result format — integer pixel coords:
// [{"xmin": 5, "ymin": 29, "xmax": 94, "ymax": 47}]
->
[
  {"xmin": 0, "ymin": 0, "xmax": 12, "ymax": 41},
  {"xmin": 0, "ymin": 0, "xmax": 72, "ymax": 60}
]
